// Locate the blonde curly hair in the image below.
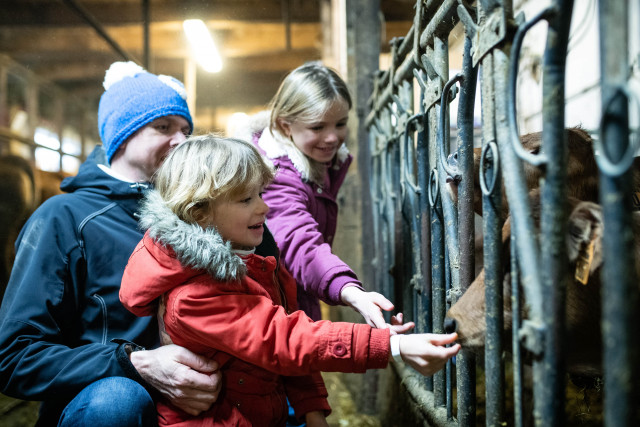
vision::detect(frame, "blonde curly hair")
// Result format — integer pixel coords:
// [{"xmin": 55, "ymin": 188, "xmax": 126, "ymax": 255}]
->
[{"xmin": 153, "ymin": 134, "xmax": 274, "ymax": 225}]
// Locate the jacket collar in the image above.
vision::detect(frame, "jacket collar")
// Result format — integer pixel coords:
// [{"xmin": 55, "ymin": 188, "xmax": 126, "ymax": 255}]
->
[
  {"xmin": 138, "ymin": 190, "xmax": 246, "ymax": 282},
  {"xmin": 61, "ymin": 145, "xmax": 148, "ymax": 198}
]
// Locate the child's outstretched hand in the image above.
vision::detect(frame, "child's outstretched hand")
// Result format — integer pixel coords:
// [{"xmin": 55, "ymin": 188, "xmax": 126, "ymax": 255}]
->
[
  {"xmin": 340, "ymin": 285, "xmax": 395, "ymax": 329},
  {"xmin": 395, "ymin": 333, "xmax": 460, "ymax": 377},
  {"xmin": 388, "ymin": 312, "xmax": 415, "ymax": 335}
]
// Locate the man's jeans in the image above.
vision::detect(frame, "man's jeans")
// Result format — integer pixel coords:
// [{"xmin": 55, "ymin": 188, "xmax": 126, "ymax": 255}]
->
[{"xmin": 58, "ymin": 377, "xmax": 157, "ymax": 427}]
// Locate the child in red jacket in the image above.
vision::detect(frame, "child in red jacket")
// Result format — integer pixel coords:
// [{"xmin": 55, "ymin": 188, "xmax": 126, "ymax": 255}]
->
[{"xmin": 120, "ymin": 135, "xmax": 460, "ymax": 427}]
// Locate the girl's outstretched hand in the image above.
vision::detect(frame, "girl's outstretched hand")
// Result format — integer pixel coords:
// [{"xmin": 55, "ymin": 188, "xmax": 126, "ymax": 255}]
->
[
  {"xmin": 396, "ymin": 333, "xmax": 460, "ymax": 377},
  {"xmin": 388, "ymin": 312, "xmax": 415, "ymax": 335},
  {"xmin": 340, "ymin": 285, "xmax": 394, "ymax": 329},
  {"xmin": 340, "ymin": 286, "xmax": 415, "ymax": 334}
]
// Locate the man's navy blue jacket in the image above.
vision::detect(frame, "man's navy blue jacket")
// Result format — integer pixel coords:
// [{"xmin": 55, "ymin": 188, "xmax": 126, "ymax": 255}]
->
[
  {"xmin": 0, "ymin": 146, "xmax": 157, "ymax": 422},
  {"xmin": 0, "ymin": 145, "xmax": 280, "ymax": 425}
]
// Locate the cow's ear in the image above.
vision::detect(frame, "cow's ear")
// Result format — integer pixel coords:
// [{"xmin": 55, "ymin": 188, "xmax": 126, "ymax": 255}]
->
[{"xmin": 566, "ymin": 202, "xmax": 604, "ymax": 276}]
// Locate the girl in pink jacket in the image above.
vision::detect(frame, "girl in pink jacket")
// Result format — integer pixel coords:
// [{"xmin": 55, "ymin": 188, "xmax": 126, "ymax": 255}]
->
[
  {"xmin": 233, "ymin": 62, "xmax": 396, "ymax": 325},
  {"xmin": 119, "ymin": 135, "xmax": 460, "ymax": 427}
]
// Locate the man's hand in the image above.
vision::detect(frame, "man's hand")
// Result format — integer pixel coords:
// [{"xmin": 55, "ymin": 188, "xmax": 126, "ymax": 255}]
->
[{"xmin": 130, "ymin": 344, "xmax": 221, "ymax": 415}]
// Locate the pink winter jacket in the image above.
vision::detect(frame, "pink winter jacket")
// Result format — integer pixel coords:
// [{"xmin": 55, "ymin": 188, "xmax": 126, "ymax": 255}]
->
[{"xmin": 248, "ymin": 122, "xmax": 364, "ymax": 320}]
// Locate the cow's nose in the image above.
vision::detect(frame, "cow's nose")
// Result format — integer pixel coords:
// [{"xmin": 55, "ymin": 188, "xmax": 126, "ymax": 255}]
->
[{"xmin": 443, "ymin": 317, "xmax": 457, "ymax": 334}]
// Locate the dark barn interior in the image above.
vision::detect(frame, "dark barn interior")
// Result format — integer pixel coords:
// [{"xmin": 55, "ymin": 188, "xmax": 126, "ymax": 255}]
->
[{"xmin": 0, "ymin": 1, "xmax": 414, "ymax": 133}]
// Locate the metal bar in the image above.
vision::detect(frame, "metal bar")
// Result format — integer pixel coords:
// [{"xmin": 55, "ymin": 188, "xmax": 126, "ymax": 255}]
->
[
  {"xmin": 507, "ymin": 7, "xmax": 553, "ymax": 167},
  {"xmin": 369, "ymin": 130, "xmax": 382, "ymax": 299},
  {"xmin": 511, "ymin": 235, "xmax": 523, "ymax": 427},
  {"xmin": 391, "ymin": 135, "xmax": 403, "ymax": 309},
  {"xmin": 355, "ymin": 0, "xmax": 381, "ymax": 294},
  {"xmin": 402, "ymin": 115, "xmax": 425, "ymax": 304},
  {"xmin": 366, "ymin": 0, "xmax": 460, "ymax": 126},
  {"xmin": 281, "ymin": 0, "xmax": 291, "ymax": 50},
  {"xmin": 393, "ymin": 364, "xmax": 458, "ymax": 426},
  {"xmin": 398, "ymin": 26, "xmax": 415, "ymax": 58},
  {"xmin": 419, "ymin": 0, "xmax": 460, "ymax": 49},
  {"xmin": 479, "ymin": 0, "xmax": 500, "ymax": 14},
  {"xmin": 598, "ymin": 1, "xmax": 640, "ymax": 426},
  {"xmin": 444, "ymin": 247, "xmax": 453, "ymax": 420},
  {"xmin": 435, "ymin": 54, "xmax": 477, "ymax": 427},
  {"xmin": 380, "ymin": 109, "xmax": 397, "ymax": 312},
  {"xmin": 430, "ymin": 112, "xmax": 446, "ymax": 408},
  {"xmin": 500, "ymin": 43, "xmax": 543, "ymax": 338},
  {"xmin": 397, "ymin": 81, "xmax": 418, "ymax": 318},
  {"xmin": 417, "ymin": 101, "xmax": 434, "ymax": 392},
  {"xmin": 537, "ymin": 1, "xmax": 574, "ymax": 424},
  {"xmin": 62, "ymin": 0, "xmax": 136, "ymax": 63},
  {"xmin": 429, "ymin": 34, "xmax": 448, "ymax": 409},
  {"xmin": 478, "ymin": 44, "xmax": 506, "ymax": 427},
  {"xmin": 483, "ymin": 133, "xmax": 505, "ymax": 426},
  {"xmin": 142, "ymin": 0, "xmax": 150, "ymax": 69},
  {"xmin": 453, "ymin": 36, "xmax": 479, "ymax": 427}
]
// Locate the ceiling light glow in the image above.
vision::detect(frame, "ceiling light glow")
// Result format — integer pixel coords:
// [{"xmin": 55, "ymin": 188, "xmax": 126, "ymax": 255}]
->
[{"xmin": 183, "ymin": 19, "xmax": 222, "ymax": 73}]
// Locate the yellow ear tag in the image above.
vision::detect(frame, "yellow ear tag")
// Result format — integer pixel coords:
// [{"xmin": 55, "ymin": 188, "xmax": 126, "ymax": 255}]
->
[{"xmin": 575, "ymin": 239, "xmax": 595, "ymax": 285}]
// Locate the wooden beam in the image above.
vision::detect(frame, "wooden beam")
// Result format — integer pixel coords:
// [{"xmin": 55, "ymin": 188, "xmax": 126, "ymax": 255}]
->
[
  {"xmin": 0, "ymin": 22, "xmax": 322, "ymax": 58},
  {"xmin": 1, "ymin": 0, "xmax": 412, "ymax": 26},
  {"xmin": 0, "ymin": 0, "xmax": 321, "ymax": 26},
  {"xmin": 25, "ymin": 46, "xmax": 320, "ymax": 83}
]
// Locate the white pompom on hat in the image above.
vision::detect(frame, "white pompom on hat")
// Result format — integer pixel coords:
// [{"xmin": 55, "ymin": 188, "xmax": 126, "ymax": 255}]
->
[{"xmin": 97, "ymin": 61, "xmax": 194, "ymax": 163}]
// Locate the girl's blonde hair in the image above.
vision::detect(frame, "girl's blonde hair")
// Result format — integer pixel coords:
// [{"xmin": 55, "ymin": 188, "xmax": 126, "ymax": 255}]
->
[
  {"xmin": 154, "ymin": 134, "xmax": 274, "ymax": 224},
  {"xmin": 268, "ymin": 62, "xmax": 352, "ymax": 183},
  {"xmin": 269, "ymin": 62, "xmax": 352, "ymax": 134}
]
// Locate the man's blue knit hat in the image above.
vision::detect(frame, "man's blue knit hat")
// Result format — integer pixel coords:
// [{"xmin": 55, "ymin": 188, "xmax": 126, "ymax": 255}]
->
[{"xmin": 98, "ymin": 61, "xmax": 194, "ymax": 163}]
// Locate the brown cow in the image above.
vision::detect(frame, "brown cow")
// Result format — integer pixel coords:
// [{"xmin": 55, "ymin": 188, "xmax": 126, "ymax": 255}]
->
[
  {"xmin": 448, "ymin": 127, "xmax": 640, "ymax": 280},
  {"xmin": 447, "ymin": 127, "xmax": 600, "ymax": 220},
  {"xmin": 444, "ymin": 192, "xmax": 640, "ymax": 376}
]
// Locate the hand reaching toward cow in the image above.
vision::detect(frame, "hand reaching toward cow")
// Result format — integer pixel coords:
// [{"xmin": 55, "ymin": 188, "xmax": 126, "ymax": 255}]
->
[
  {"xmin": 340, "ymin": 286, "xmax": 415, "ymax": 334},
  {"xmin": 340, "ymin": 285, "xmax": 394, "ymax": 328},
  {"xmin": 130, "ymin": 344, "xmax": 222, "ymax": 415},
  {"xmin": 394, "ymin": 332, "xmax": 460, "ymax": 377},
  {"xmin": 388, "ymin": 312, "xmax": 416, "ymax": 335}
]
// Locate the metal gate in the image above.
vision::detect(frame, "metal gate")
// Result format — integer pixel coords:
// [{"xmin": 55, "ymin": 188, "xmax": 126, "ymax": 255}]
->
[{"xmin": 364, "ymin": 1, "xmax": 639, "ymax": 425}]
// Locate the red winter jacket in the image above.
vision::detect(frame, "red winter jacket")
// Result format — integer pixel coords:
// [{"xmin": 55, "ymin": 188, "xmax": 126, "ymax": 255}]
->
[{"xmin": 119, "ymin": 191, "xmax": 391, "ymax": 426}]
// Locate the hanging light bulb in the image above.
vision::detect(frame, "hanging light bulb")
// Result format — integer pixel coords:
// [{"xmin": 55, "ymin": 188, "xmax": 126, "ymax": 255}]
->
[{"xmin": 183, "ymin": 19, "xmax": 222, "ymax": 73}]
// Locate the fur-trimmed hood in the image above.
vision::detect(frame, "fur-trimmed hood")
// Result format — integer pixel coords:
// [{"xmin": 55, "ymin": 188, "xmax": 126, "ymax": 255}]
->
[
  {"xmin": 138, "ymin": 190, "xmax": 246, "ymax": 282},
  {"xmin": 233, "ymin": 110, "xmax": 350, "ymax": 186}
]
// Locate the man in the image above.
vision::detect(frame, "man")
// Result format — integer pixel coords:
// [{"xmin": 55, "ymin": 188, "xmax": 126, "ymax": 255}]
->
[{"xmin": 0, "ymin": 62, "xmax": 237, "ymax": 426}]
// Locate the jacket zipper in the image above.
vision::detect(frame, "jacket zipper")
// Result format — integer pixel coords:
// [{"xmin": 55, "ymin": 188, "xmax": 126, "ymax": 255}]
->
[
  {"xmin": 129, "ymin": 182, "xmax": 149, "ymax": 192},
  {"xmin": 92, "ymin": 293, "xmax": 108, "ymax": 344}
]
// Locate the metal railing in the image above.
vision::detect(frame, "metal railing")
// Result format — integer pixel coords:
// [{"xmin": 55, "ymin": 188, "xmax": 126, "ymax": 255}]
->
[{"xmin": 365, "ymin": 1, "xmax": 639, "ymax": 425}]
